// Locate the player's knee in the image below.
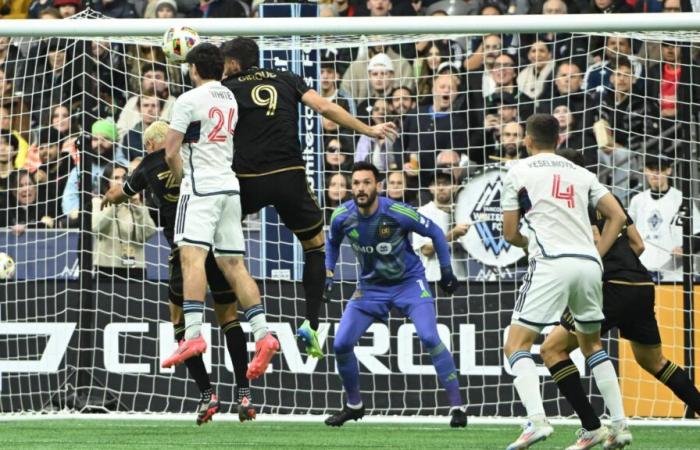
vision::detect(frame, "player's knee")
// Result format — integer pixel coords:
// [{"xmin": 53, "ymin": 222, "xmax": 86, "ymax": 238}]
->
[
  {"xmin": 419, "ymin": 333, "xmax": 442, "ymax": 352},
  {"xmin": 539, "ymin": 339, "xmax": 562, "ymax": 366},
  {"xmin": 638, "ymin": 353, "xmax": 667, "ymax": 375},
  {"xmin": 333, "ymin": 337, "xmax": 355, "ymax": 356}
]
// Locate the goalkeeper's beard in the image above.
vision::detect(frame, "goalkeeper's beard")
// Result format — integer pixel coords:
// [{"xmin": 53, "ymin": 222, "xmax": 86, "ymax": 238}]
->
[{"xmin": 352, "ymin": 189, "xmax": 377, "ymax": 208}]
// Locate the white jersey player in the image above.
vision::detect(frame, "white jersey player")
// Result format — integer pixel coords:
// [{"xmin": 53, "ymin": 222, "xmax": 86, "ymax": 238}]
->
[
  {"xmin": 628, "ymin": 156, "xmax": 700, "ymax": 282},
  {"xmin": 500, "ymin": 114, "xmax": 631, "ymax": 450},
  {"xmin": 163, "ymin": 43, "xmax": 279, "ymax": 380}
]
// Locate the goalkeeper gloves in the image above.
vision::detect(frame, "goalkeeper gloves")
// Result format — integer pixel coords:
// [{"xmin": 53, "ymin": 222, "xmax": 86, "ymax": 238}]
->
[
  {"xmin": 322, "ymin": 270, "xmax": 334, "ymax": 303},
  {"xmin": 438, "ymin": 266, "xmax": 459, "ymax": 295}
]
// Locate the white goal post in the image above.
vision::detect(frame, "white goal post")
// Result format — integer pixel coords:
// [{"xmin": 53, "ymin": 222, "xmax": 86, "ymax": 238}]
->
[{"xmin": 0, "ymin": 11, "xmax": 698, "ymax": 421}]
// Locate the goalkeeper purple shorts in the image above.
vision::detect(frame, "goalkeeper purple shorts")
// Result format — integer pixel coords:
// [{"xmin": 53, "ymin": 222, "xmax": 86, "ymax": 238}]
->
[{"xmin": 348, "ymin": 277, "xmax": 434, "ymax": 321}]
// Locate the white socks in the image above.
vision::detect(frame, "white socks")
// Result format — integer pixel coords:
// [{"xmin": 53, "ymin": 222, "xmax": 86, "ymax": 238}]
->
[
  {"xmin": 587, "ymin": 350, "xmax": 626, "ymax": 423},
  {"xmin": 509, "ymin": 351, "xmax": 546, "ymax": 422}
]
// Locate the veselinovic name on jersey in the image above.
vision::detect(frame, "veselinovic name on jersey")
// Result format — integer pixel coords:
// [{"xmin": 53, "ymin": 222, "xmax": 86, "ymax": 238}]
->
[{"xmin": 169, "ymin": 80, "xmax": 240, "ymax": 196}]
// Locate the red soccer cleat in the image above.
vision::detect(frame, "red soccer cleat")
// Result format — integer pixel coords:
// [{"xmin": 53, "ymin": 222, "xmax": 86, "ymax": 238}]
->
[
  {"xmin": 246, "ymin": 332, "xmax": 279, "ymax": 380},
  {"xmin": 161, "ymin": 335, "xmax": 207, "ymax": 369},
  {"xmin": 196, "ymin": 393, "xmax": 220, "ymax": 426},
  {"xmin": 238, "ymin": 396, "xmax": 256, "ymax": 422}
]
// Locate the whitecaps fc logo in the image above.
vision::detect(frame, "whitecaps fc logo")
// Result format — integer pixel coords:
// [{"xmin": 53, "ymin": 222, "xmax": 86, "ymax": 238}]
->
[{"xmin": 454, "ymin": 168, "xmax": 525, "ymax": 267}]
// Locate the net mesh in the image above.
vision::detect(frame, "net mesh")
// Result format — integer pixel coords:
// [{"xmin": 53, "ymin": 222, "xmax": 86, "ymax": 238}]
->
[{"xmin": 0, "ymin": 10, "xmax": 698, "ymax": 419}]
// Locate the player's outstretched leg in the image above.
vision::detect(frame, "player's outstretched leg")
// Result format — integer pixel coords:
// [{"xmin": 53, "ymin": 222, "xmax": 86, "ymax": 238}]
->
[
  {"xmin": 163, "ymin": 247, "xmax": 210, "ymax": 368},
  {"xmin": 504, "ymin": 325, "xmax": 553, "ymax": 450},
  {"xmin": 172, "ymin": 322, "xmax": 220, "ymax": 425},
  {"xmin": 296, "ymin": 237, "xmax": 326, "ymax": 359},
  {"xmin": 325, "ymin": 305, "xmax": 374, "ymax": 427},
  {"xmin": 541, "ymin": 325, "xmax": 607, "ymax": 450},
  {"xmin": 630, "ymin": 341, "xmax": 700, "ymax": 416},
  {"xmin": 215, "ymin": 255, "xmax": 279, "ymax": 380},
  {"xmin": 408, "ymin": 301, "xmax": 466, "ymax": 428},
  {"xmin": 575, "ymin": 330, "xmax": 631, "ymax": 450}
]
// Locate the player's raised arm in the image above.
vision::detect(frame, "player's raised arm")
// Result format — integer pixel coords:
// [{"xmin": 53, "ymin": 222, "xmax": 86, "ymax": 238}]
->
[
  {"xmin": 301, "ymin": 89, "xmax": 398, "ymax": 141},
  {"xmin": 164, "ymin": 129, "xmax": 184, "ymax": 182}
]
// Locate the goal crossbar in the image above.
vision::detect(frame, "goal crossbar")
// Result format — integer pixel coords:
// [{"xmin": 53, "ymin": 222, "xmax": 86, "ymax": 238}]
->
[{"xmin": 2, "ymin": 13, "xmax": 700, "ymax": 38}]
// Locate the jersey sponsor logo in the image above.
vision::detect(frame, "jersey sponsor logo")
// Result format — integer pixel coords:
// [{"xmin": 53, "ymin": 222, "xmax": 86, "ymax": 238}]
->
[
  {"xmin": 351, "ymin": 242, "xmax": 374, "ymax": 254},
  {"xmin": 375, "ymin": 242, "xmax": 393, "ymax": 255},
  {"xmin": 455, "ymin": 168, "xmax": 525, "ymax": 268}
]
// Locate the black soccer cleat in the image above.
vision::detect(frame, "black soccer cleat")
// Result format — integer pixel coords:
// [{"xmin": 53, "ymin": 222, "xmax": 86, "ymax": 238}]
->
[
  {"xmin": 449, "ymin": 406, "xmax": 467, "ymax": 428},
  {"xmin": 196, "ymin": 393, "xmax": 220, "ymax": 426},
  {"xmin": 237, "ymin": 396, "xmax": 257, "ymax": 422},
  {"xmin": 324, "ymin": 404, "xmax": 365, "ymax": 427}
]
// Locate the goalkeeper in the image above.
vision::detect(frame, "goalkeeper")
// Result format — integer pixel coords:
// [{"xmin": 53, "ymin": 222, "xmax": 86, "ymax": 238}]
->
[
  {"xmin": 102, "ymin": 121, "xmax": 256, "ymax": 424},
  {"xmin": 324, "ymin": 161, "xmax": 467, "ymax": 428}
]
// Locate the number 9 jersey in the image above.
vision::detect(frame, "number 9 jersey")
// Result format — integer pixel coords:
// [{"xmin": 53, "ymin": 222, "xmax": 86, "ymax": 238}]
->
[
  {"xmin": 221, "ymin": 68, "xmax": 311, "ymax": 176},
  {"xmin": 501, "ymin": 152, "xmax": 609, "ymax": 264},
  {"xmin": 169, "ymin": 80, "xmax": 239, "ymax": 196}
]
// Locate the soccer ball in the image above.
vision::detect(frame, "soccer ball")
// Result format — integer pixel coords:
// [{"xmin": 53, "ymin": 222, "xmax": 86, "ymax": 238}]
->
[
  {"xmin": 0, "ymin": 252, "xmax": 15, "ymax": 280},
  {"xmin": 162, "ymin": 26, "xmax": 200, "ymax": 63}
]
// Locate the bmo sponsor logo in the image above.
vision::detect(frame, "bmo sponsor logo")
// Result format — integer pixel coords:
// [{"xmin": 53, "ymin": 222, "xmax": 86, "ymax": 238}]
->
[{"xmin": 350, "ymin": 243, "xmax": 393, "ymax": 255}]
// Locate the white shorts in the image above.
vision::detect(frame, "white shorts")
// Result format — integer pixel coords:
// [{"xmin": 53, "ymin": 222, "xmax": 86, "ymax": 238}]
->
[
  {"xmin": 174, "ymin": 193, "xmax": 245, "ymax": 256},
  {"xmin": 511, "ymin": 257, "xmax": 604, "ymax": 333}
]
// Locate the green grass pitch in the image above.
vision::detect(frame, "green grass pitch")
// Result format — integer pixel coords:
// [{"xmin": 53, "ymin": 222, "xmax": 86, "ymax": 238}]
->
[{"xmin": 2, "ymin": 420, "xmax": 700, "ymax": 449}]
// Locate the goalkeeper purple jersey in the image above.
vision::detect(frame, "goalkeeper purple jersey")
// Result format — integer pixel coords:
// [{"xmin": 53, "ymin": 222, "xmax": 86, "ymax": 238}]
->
[{"xmin": 326, "ymin": 197, "xmax": 451, "ymax": 287}]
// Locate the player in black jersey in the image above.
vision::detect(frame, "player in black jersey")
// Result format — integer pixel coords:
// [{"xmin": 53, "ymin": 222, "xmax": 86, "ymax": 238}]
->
[
  {"xmin": 539, "ymin": 149, "xmax": 700, "ymax": 450},
  {"xmin": 101, "ymin": 121, "xmax": 257, "ymax": 424},
  {"xmin": 220, "ymin": 37, "xmax": 398, "ymax": 358}
]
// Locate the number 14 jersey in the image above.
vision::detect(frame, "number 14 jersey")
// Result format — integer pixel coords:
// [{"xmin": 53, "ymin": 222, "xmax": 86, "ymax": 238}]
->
[
  {"xmin": 169, "ymin": 80, "xmax": 239, "ymax": 196},
  {"xmin": 501, "ymin": 152, "xmax": 609, "ymax": 263}
]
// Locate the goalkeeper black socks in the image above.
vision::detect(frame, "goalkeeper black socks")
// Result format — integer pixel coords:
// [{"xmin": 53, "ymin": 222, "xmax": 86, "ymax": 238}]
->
[
  {"xmin": 174, "ymin": 322, "xmax": 211, "ymax": 394},
  {"xmin": 302, "ymin": 247, "xmax": 325, "ymax": 330},
  {"xmin": 221, "ymin": 320, "xmax": 250, "ymax": 394},
  {"xmin": 549, "ymin": 359, "xmax": 601, "ymax": 431},
  {"xmin": 655, "ymin": 360, "xmax": 700, "ymax": 414}
]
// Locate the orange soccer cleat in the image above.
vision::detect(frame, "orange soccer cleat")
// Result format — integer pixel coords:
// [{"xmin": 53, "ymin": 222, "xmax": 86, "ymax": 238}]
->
[
  {"xmin": 161, "ymin": 335, "xmax": 207, "ymax": 369},
  {"xmin": 246, "ymin": 332, "xmax": 280, "ymax": 380}
]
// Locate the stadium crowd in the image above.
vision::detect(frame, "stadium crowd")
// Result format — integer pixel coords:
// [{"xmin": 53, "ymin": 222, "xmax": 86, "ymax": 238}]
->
[{"xmin": 0, "ymin": 0, "xmax": 699, "ymax": 280}]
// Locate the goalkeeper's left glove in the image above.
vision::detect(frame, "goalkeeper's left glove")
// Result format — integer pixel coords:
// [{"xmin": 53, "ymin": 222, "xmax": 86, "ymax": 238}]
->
[
  {"xmin": 322, "ymin": 270, "xmax": 334, "ymax": 303},
  {"xmin": 438, "ymin": 266, "xmax": 459, "ymax": 295}
]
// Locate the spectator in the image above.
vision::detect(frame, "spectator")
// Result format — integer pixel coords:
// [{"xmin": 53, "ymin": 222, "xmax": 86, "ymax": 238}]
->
[
  {"xmin": 0, "ymin": 133, "xmax": 18, "ymax": 205},
  {"xmin": 583, "ymin": 36, "xmax": 644, "ymax": 94},
  {"xmin": 92, "ymin": 163, "xmax": 156, "ymax": 280},
  {"xmin": 413, "ymin": 172, "xmax": 468, "ymax": 281},
  {"xmin": 538, "ymin": 62, "xmax": 586, "ymax": 118},
  {"xmin": 414, "ymin": 41, "xmax": 452, "ymax": 103},
  {"xmin": 28, "ymin": 0, "xmax": 52, "ymax": 18},
  {"xmin": 464, "ymin": 33, "xmax": 502, "ymax": 80},
  {"xmin": 0, "ymin": 169, "xmax": 55, "ymax": 237},
  {"xmin": 62, "ymin": 118, "xmax": 129, "ymax": 218},
  {"xmin": 486, "ymin": 52, "xmax": 519, "ymax": 101},
  {"xmin": 38, "ymin": 6, "xmax": 62, "ymax": 18},
  {"xmin": 52, "ymin": 0, "xmax": 82, "ymax": 18},
  {"xmin": 628, "ymin": 155, "xmax": 700, "ymax": 282},
  {"xmin": 481, "ymin": 92, "xmax": 519, "ymax": 156},
  {"xmin": 46, "ymin": 104, "xmax": 75, "ymax": 142},
  {"xmin": 155, "ymin": 0, "xmax": 177, "ymax": 17},
  {"xmin": 320, "ymin": 59, "xmax": 357, "ymax": 116},
  {"xmin": 383, "ymin": 170, "xmax": 417, "ymax": 206},
  {"xmin": 0, "ymin": 105, "xmax": 30, "ymax": 169},
  {"xmin": 117, "ymin": 62, "xmax": 174, "ymax": 140},
  {"xmin": 356, "ymin": 53, "xmax": 398, "ymax": 120},
  {"xmin": 335, "ymin": 0, "xmax": 357, "ymax": 16},
  {"xmin": 34, "ymin": 127, "xmax": 73, "ymax": 220},
  {"xmin": 553, "ymin": 104, "xmax": 585, "ymax": 151},
  {"xmin": 662, "ymin": 0, "xmax": 683, "ymax": 11},
  {"xmin": 324, "ymin": 172, "xmax": 350, "ymax": 223},
  {"xmin": 95, "ymin": 0, "xmax": 139, "ymax": 18},
  {"xmin": 387, "ymin": 85, "xmax": 416, "ymax": 156},
  {"xmin": 28, "ymin": 41, "xmax": 79, "ymax": 124},
  {"xmin": 324, "ymin": 136, "xmax": 354, "ymax": 173},
  {"xmin": 517, "ymin": 40, "xmax": 554, "ymax": 104},
  {"xmin": 190, "ymin": 0, "xmax": 249, "ymax": 17},
  {"xmin": 121, "ymin": 89, "xmax": 162, "ymax": 161},
  {"xmin": 0, "ymin": 36, "xmax": 25, "ymax": 89},
  {"xmin": 355, "ymin": 98, "xmax": 400, "ymax": 171},
  {"xmin": 591, "ymin": 0, "xmax": 633, "ymax": 12},
  {"xmin": 340, "ymin": 46, "xmax": 414, "ymax": 103},
  {"xmin": 586, "ymin": 56, "xmax": 655, "ymax": 203},
  {"xmin": 403, "ymin": 72, "xmax": 473, "ymax": 188},
  {"xmin": 486, "ymin": 120, "xmax": 525, "ymax": 162}
]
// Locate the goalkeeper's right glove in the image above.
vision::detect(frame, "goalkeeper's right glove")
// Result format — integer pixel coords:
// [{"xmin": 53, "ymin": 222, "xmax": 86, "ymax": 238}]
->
[
  {"xmin": 438, "ymin": 266, "xmax": 459, "ymax": 295},
  {"xmin": 322, "ymin": 270, "xmax": 334, "ymax": 303}
]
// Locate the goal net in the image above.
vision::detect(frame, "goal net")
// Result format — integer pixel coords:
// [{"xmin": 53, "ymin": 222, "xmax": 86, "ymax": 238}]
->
[{"xmin": 1, "ymin": 10, "xmax": 698, "ymax": 419}]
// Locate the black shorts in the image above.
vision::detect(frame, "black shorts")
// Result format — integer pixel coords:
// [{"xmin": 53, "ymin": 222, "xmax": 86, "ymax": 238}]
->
[
  {"xmin": 561, "ymin": 282, "xmax": 661, "ymax": 346},
  {"xmin": 239, "ymin": 168, "xmax": 323, "ymax": 241},
  {"xmin": 168, "ymin": 248, "xmax": 236, "ymax": 306}
]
